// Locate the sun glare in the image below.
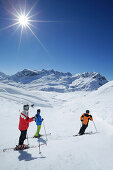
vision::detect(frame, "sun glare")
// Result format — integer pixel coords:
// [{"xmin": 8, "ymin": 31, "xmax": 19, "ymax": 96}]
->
[{"xmin": 18, "ymin": 15, "xmax": 29, "ymax": 27}]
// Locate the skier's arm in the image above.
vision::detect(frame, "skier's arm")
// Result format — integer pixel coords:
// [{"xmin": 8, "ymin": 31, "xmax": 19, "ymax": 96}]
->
[
  {"xmin": 80, "ymin": 114, "xmax": 84, "ymax": 121},
  {"xmin": 38, "ymin": 115, "xmax": 43, "ymax": 122},
  {"xmin": 26, "ymin": 117, "xmax": 34, "ymax": 122},
  {"xmin": 40, "ymin": 115, "xmax": 43, "ymax": 122},
  {"xmin": 89, "ymin": 115, "xmax": 93, "ymax": 121}
]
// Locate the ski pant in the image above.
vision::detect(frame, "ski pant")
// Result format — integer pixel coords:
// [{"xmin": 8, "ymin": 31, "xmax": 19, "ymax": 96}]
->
[
  {"xmin": 19, "ymin": 130, "xmax": 27, "ymax": 145},
  {"xmin": 79, "ymin": 124, "xmax": 88, "ymax": 135},
  {"xmin": 34, "ymin": 125, "xmax": 41, "ymax": 137}
]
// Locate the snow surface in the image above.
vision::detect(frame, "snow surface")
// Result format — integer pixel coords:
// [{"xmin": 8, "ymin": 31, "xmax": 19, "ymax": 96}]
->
[{"xmin": 0, "ymin": 80, "xmax": 113, "ymax": 170}]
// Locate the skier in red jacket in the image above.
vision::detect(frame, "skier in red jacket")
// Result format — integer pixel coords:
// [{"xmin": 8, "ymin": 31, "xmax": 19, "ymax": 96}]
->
[{"xmin": 17, "ymin": 104, "xmax": 35, "ymax": 149}]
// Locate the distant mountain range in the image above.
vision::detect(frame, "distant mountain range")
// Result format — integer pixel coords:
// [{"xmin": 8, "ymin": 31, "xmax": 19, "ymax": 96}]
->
[{"xmin": 0, "ymin": 69, "xmax": 108, "ymax": 92}]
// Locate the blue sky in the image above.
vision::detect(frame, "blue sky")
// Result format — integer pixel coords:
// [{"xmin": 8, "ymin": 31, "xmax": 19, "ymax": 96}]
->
[{"xmin": 0, "ymin": 0, "xmax": 113, "ymax": 80}]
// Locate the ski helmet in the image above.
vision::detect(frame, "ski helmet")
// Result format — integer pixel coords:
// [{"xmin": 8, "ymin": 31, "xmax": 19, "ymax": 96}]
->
[
  {"xmin": 23, "ymin": 104, "xmax": 29, "ymax": 111},
  {"xmin": 86, "ymin": 110, "xmax": 90, "ymax": 113},
  {"xmin": 37, "ymin": 109, "xmax": 41, "ymax": 113}
]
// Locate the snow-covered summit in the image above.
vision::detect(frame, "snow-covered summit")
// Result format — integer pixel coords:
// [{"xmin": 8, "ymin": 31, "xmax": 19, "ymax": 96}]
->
[
  {"xmin": 14, "ymin": 69, "xmax": 38, "ymax": 77},
  {"xmin": 0, "ymin": 72, "xmax": 9, "ymax": 80},
  {"xmin": 70, "ymin": 72, "xmax": 107, "ymax": 91},
  {"xmin": 11, "ymin": 69, "xmax": 72, "ymax": 78},
  {"xmin": 8, "ymin": 69, "xmax": 72, "ymax": 84},
  {"xmin": 0, "ymin": 69, "xmax": 108, "ymax": 92}
]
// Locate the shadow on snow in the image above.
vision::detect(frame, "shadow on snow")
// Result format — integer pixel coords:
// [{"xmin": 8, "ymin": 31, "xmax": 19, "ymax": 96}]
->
[{"xmin": 18, "ymin": 150, "xmax": 46, "ymax": 161}]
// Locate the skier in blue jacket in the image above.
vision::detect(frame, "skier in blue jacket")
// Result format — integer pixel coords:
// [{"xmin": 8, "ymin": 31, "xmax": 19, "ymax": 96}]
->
[{"xmin": 34, "ymin": 109, "xmax": 44, "ymax": 138}]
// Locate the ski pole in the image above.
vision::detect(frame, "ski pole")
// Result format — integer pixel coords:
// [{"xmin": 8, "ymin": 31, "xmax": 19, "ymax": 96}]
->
[
  {"xmin": 80, "ymin": 121, "xmax": 82, "ymax": 128},
  {"xmin": 37, "ymin": 126, "xmax": 41, "ymax": 154},
  {"xmin": 78, "ymin": 121, "xmax": 82, "ymax": 135},
  {"xmin": 93, "ymin": 120, "xmax": 97, "ymax": 132},
  {"xmin": 43, "ymin": 120, "xmax": 48, "ymax": 142},
  {"xmin": 38, "ymin": 138, "xmax": 41, "ymax": 154},
  {"xmin": 26, "ymin": 133, "xmax": 29, "ymax": 146}
]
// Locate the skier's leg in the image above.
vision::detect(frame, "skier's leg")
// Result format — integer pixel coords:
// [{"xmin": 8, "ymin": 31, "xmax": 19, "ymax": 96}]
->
[
  {"xmin": 79, "ymin": 124, "xmax": 84, "ymax": 135},
  {"xmin": 38, "ymin": 125, "xmax": 41, "ymax": 137},
  {"xmin": 83, "ymin": 124, "xmax": 88, "ymax": 133},
  {"xmin": 81, "ymin": 124, "xmax": 88, "ymax": 134},
  {"xmin": 34, "ymin": 125, "xmax": 41, "ymax": 137},
  {"xmin": 19, "ymin": 131, "xmax": 23, "ymax": 145},
  {"xmin": 79, "ymin": 124, "xmax": 87, "ymax": 135},
  {"xmin": 38, "ymin": 125, "xmax": 41, "ymax": 134},
  {"xmin": 19, "ymin": 130, "xmax": 27, "ymax": 145}
]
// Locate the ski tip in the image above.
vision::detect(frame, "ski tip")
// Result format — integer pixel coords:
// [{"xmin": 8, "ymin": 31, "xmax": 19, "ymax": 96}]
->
[{"xmin": 73, "ymin": 134, "xmax": 79, "ymax": 137}]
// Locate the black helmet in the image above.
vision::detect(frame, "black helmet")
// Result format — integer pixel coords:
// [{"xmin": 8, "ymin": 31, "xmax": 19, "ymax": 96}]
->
[
  {"xmin": 23, "ymin": 104, "xmax": 29, "ymax": 111},
  {"xmin": 37, "ymin": 109, "xmax": 41, "ymax": 113},
  {"xmin": 86, "ymin": 110, "xmax": 90, "ymax": 113}
]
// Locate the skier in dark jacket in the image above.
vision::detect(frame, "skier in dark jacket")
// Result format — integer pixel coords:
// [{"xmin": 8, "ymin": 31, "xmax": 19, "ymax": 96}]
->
[
  {"xmin": 16, "ymin": 105, "xmax": 35, "ymax": 149},
  {"xmin": 34, "ymin": 109, "xmax": 44, "ymax": 138},
  {"xmin": 78, "ymin": 110, "xmax": 93, "ymax": 135}
]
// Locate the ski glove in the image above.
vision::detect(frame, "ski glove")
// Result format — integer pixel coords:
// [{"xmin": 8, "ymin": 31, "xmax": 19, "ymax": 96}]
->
[{"xmin": 32, "ymin": 117, "xmax": 36, "ymax": 121}]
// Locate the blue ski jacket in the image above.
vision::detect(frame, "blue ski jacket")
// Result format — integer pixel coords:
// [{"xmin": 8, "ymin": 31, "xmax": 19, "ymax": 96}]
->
[{"xmin": 35, "ymin": 113, "xmax": 43, "ymax": 126}]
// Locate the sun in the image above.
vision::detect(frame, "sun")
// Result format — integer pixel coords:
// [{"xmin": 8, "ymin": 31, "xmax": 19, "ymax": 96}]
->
[
  {"xmin": 0, "ymin": 0, "xmax": 57, "ymax": 51},
  {"xmin": 0, "ymin": 1, "xmax": 46, "ymax": 49},
  {"xmin": 18, "ymin": 15, "xmax": 29, "ymax": 27}
]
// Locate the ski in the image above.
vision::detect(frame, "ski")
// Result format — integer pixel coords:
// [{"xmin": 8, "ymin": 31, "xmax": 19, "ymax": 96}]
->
[
  {"xmin": 3, "ymin": 143, "xmax": 45, "ymax": 152},
  {"xmin": 39, "ymin": 133, "xmax": 51, "ymax": 137},
  {"xmin": 73, "ymin": 134, "xmax": 79, "ymax": 137},
  {"xmin": 84, "ymin": 131, "xmax": 98, "ymax": 135},
  {"xmin": 73, "ymin": 131, "xmax": 98, "ymax": 137}
]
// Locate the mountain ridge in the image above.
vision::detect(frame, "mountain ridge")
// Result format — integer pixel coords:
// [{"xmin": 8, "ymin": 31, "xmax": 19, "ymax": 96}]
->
[{"xmin": 0, "ymin": 69, "xmax": 108, "ymax": 92}]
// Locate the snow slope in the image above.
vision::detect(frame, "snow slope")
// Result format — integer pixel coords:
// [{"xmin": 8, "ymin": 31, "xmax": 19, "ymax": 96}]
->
[{"xmin": 0, "ymin": 81, "xmax": 113, "ymax": 170}]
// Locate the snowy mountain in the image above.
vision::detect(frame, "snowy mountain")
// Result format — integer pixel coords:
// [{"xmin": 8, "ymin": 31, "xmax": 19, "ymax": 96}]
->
[
  {"xmin": 0, "ymin": 72, "xmax": 9, "ymax": 80},
  {"xmin": 70, "ymin": 72, "xmax": 107, "ymax": 91},
  {"xmin": 0, "ymin": 69, "xmax": 108, "ymax": 92}
]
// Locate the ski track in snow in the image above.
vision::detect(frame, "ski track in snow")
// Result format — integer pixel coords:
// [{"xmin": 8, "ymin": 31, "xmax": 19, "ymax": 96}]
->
[{"xmin": 0, "ymin": 81, "xmax": 113, "ymax": 170}]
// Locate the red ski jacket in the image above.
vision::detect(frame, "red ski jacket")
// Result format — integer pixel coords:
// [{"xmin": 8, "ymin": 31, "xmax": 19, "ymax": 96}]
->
[{"xmin": 19, "ymin": 111, "xmax": 34, "ymax": 131}]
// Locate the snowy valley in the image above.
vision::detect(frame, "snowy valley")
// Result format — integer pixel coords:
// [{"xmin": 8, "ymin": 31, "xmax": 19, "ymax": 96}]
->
[{"xmin": 0, "ymin": 69, "xmax": 113, "ymax": 170}]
